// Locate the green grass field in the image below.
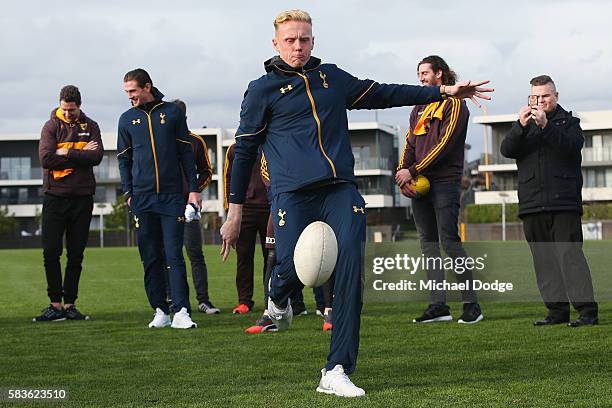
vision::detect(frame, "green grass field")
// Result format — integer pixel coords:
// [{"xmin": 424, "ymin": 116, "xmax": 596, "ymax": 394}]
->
[{"xmin": 0, "ymin": 243, "xmax": 610, "ymax": 407}]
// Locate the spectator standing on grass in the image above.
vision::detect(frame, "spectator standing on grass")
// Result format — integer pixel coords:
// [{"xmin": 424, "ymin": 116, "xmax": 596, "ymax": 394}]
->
[
  {"xmin": 165, "ymin": 99, "xmax": 220, "ymax": 315},
  {"xmin": 117, "ymin": 69, "xmax": 200, "ymax": 329},
  {"xmin": 34, "ymin": 85, "xmax": 103, "ymax": 322},
  {"xmin": 223, "ymin": 143, "xmax": 277, "ymax": 314},
  {"xmin": 501, "ymin": 75, "xmax": 598, "ymax": 327},
  {"xmin": 396, "ymin": 55, "xmax": 483, "ymax": 324}
]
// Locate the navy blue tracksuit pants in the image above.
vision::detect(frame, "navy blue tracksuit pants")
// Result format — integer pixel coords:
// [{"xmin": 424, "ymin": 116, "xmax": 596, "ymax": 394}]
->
[
  {"xmin": 268, "ymin": 182, "xmax": 366, "ymax": 374},
  {"xmin": 135, "ymin": 210, "xmax": 191, "ymax": 315}
]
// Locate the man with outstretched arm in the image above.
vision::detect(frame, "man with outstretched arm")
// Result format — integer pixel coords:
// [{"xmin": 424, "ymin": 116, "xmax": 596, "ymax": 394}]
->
[{"xmin": 220, "ymin": 9, "xmax": 492, "ymax": 397}]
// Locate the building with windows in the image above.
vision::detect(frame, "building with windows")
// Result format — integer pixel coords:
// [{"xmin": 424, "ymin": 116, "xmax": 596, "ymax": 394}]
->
[
  {"xmin": 1, "ymin": 122, "xmax": 405, "ymax": 236},
  {"xmin": 473, "ymin": 110, "xmax": 612, "ymax": 205}
]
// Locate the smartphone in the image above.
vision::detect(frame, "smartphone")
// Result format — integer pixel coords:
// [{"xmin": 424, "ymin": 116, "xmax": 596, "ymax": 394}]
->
[{"xmin": 527, "ymin": 95, "xmax": 538, "ymax": 119}]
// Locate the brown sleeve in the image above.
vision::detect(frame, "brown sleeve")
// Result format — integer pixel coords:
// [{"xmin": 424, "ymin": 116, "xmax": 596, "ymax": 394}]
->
[
  {"xmin": 39, "ymin": 120, "xmax": 76, "ymax": 170},
  {"xmin": 191, "ymin": 133, "xmax": 212, "ymax": 192},
  {"xmin": 223, "ymin": 144, "xmax": 235, "ymax": 211},
  {"xmin": 397, "ymin": 107, "xmax": 418, "ymax": 173}
]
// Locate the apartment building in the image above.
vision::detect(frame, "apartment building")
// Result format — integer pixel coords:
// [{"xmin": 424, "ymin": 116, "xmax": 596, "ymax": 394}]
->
[{"xmin": 1, "ymin": 122, "xmax": 404, "ymax": 235}]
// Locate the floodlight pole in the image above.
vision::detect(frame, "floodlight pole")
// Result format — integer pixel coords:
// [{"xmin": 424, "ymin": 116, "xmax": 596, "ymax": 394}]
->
[
  {"xmin": 97, "ymin": 203, "xmax": 107, "ymax": 248},
  {"xmin": 501, "ymin": 200, "xmax": 506, "ymax": 241},
  {"xmin": 483, "ymin": 106, "xmax": 490, "ymax": 190},
  {"xmin": 499, "ymin": 192, "xmax": 508, "ymax": 241}
]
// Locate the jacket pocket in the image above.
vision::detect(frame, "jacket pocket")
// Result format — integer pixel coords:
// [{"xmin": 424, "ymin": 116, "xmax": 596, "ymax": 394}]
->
[{"xmin": 551, "ymin": 172, "xmax": 577, "ymax": 200}]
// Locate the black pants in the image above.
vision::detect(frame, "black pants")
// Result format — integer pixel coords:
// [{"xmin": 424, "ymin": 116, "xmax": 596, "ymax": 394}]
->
[
  {"xmin": 412, "ymin": 182, "xmax": 478, "ymax": 304},
  {"xmin": 184, "ymin": 220, "xmax": 210, "ymax": 304},
  {"xmin": 522, "ymin": 211, "xmax": 598, "ymax": 319},
  {"xmin": 236, "ymin": 208, "xmax": 269, "ymax": 308},
  {"xmin": 41, "ymin": 193, "xmax": 93, "ymax": 304}
]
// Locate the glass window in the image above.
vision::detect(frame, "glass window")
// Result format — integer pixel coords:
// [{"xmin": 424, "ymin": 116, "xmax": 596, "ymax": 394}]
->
[
  {"xmin": 0, "ymin": 157, "xmax": 32, "ymax": 180},
  {"xmin": 0, "ymin": 186, "xmax": 42, "ymax": 204},
  {"xmin": 94, "ymin": 186, "xmax": 107, "ymax": 203}
]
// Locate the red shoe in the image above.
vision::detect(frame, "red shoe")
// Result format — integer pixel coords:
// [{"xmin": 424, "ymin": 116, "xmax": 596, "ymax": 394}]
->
[
  {"xmin": 323, "ymin": 311, "xmax": 332, "ymax": 331},
  {"xmin": 245, "ymin": 314, "xmax": 278, "ymax": 334},
  {"xmin": 232, "ymin": 303, "xmax": 251, "ymax": 314}
]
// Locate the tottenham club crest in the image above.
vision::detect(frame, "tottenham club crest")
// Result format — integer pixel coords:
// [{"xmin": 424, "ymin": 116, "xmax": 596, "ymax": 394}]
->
[
  {"xmin": 278, "ymin": 209, "xmax": 287, "ymax": 227},
  {"xmin": 319, "ymin": 71, "xmax": 328, "ymax": 88}
]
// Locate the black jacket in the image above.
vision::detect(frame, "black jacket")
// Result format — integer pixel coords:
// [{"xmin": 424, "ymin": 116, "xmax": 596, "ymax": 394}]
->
[{"xmin": 500, "ymin": 105, "xmax": 583, "ymax": 217}]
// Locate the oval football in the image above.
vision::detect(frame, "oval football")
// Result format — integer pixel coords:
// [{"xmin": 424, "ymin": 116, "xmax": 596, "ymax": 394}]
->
[{"xmin": 293, "ymin": 221, "xmax": 338, "ymax": 288}]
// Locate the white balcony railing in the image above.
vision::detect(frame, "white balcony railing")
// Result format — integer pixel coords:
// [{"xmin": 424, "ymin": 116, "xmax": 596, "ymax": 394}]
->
[
  {"xmin": 582, "ymin": 147, "xmax": 612, "ymax": 162},
  {"xmin": 354, "ymin": 157, "xmax": 390, "ymax": 170}
]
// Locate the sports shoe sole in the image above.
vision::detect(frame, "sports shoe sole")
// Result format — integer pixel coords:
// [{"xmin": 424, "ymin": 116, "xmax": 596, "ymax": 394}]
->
[
  {"xmin": 148, "ymin": 322, "xmax": 171, "ymax": 328},
  {"xmin": 198, "ymin": 307, "xmax": 220, "ymax": 314},
  {"xmin": 458, "ymin": 314, "xmax": 484, "ymax": 324},
  {"xmin": 33, "ymin": 317, "xmax": 67, "ymax": 322},
  {"xmin": 171, "ymin": 323, "xmax": 197, "ymax": 329},
  {"xmin": 413, "ymin": 315, "xmax": 453, "ymax": 323},
  {"xmin": 316, "ymin": 386, "xmax": 365, "ymax": 398},
  {"xmin": 245, "ymin": 324, "xmax": 278, "ymax": 334}
]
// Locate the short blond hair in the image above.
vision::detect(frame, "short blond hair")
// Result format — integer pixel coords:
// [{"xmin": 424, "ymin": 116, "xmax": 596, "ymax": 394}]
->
[{"xmin": 273, "ymin": 9, "xmax": 312, "ymax": 30}]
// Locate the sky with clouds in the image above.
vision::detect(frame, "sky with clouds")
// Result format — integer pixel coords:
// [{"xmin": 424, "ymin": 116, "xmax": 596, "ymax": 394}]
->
[{"xmin": 2, "ymin": 0, "xmax": 610, "ymax": 159}]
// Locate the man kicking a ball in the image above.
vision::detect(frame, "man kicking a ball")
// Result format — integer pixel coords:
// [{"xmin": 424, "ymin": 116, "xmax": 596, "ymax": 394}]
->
[{"xmin": 220, "ymin": 10, "xmax": 492, "ymax": 397}]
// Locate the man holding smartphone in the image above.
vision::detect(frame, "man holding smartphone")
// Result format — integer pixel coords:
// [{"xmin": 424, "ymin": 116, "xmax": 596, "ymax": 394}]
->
[{"xmin": 500, "ymin": 75, "xmax": 598, "ymax": 327}]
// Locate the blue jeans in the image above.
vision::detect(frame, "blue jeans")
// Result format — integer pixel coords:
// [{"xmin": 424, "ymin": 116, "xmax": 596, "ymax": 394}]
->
[{"xmin": 411, "ymin": 182, "xmax": 477, "ymax": 304}]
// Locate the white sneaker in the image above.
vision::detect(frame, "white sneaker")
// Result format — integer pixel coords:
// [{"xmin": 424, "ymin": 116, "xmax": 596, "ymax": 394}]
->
[
  {"xmin": 148, "ymin": 308, "xmax": 171, "ymax": 328},
  {"xmin": 171, "ymin": 307, "xmax": 198, "ymax": 329},
  {"xmin": 316, "ymin": 365, "xmax": 365, "ymax": 397},
  {"xmin": 267, "ymin": 298, "xmax": 292, "ymax": 331}
]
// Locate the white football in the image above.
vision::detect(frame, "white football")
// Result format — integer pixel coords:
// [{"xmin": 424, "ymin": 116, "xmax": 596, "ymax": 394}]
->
[{"xmin": 294, "ymin": 221, "xmax": 338, "ymax": 288}]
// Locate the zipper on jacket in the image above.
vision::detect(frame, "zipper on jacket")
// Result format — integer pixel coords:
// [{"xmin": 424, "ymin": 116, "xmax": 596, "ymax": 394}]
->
[
  {"xmin": 137, "ymin": 102, "xmax": 164, "ymax": 193},
  {"xmin": 297, "ymin": 72, "xmax": 337, "ymax": 177}
]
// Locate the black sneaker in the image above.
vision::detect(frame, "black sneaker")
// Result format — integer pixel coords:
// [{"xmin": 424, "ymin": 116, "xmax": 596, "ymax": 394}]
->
[
  {"xmin": 197, "ymin": 301, "xmax": 221, "ymax": 314},
  {"xmin": 292, "ymin": 301, "xmax": 308, "ymax": 316},
  {"xmin": 533, "ymin": 316, "xmax": 569, "ymax": 326},
  {"xmin": 413, "ymin": 303, "xmax": 452, "ymax": 323},
  {"xmin": 568, "ymin": 316, "xmax": 598, "ymax": 327},
  {"xmin": 33, "ymin": 305, "xmax": 66, "ymax": 322},
  {"xmin": 458, "ymin": 303, "xmax": 483, "ymax": 324},
  {"xmin": 64, "ymin": 306, "xmax": 90, "ymax": 321}
]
